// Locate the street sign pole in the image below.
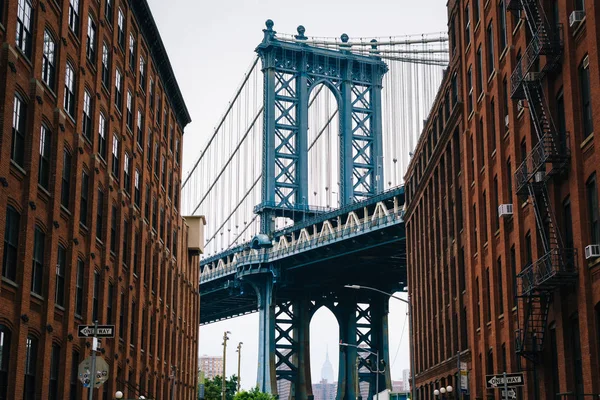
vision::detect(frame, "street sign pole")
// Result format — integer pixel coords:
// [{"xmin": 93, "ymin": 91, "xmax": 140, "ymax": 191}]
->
[
  {"xmin": 503, "ymin": 372, "xmax": 508, "ymax": 400},
  {"xmin": 88, "ymin": 320, "xmax": 98, "ymax": 400}
]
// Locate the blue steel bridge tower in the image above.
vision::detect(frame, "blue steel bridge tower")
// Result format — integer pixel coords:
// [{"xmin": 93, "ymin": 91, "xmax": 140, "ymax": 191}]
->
[{"xmin": 255, "ymin": 20, "xmax": 388, "ymax": 234}]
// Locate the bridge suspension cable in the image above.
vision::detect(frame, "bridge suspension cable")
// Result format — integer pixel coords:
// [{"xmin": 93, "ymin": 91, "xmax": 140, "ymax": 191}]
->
[{"xmin": 183, "ymin": 31, "xmax": 448, "ymax": 257}]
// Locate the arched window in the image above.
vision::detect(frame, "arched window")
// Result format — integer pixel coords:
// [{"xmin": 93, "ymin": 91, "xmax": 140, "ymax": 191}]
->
[
  {"xmin": 0, "ymin": 325, "xmax": 12, "ymax": 399},
  {"xmin": 24, "ymin": 335, "xmax": 38, "ymax": 400}
]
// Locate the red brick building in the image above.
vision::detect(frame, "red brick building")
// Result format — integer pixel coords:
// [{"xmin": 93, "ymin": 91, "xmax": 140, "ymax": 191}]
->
[
  {"xmin": 405, "ymin": 1, "xmax": 600, "ymax": 399},
  {"xmin": 0, "ymin": 0, "xmax": 202, "ymax": 399}
]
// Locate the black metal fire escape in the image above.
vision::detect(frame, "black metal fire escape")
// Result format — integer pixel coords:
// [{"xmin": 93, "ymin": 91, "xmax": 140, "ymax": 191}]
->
[{"xmin": 508, "ymin": 0, "xmax": 577, "ymax": 362}]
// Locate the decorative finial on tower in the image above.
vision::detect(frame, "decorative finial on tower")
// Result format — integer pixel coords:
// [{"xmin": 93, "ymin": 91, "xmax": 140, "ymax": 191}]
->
[
  {"xmin": 262, "ymin": 19, "xmax": 276, "ymax": 43},
  {"xmin": 295, "ymin": 25, "xmax": 307, "ymax": 41},
  {"xmin": 370, "ymin": 39, "xmax": 380, "ymax": 56},
  {"xmin": 340, "ymin": 33, "xmax": 351, "ymax": 52}
]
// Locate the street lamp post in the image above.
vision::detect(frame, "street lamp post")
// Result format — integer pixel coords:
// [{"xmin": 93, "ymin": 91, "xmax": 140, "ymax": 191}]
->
[
  {"xmin": 222, "ymin": 331, "xmax": 231, "ymax": 400},
  {"xmin": 236, "ymin": 342, "xmax": 243, "ymax": 392},
  {"xmin": 339, "ymin": 342, "xmax": 383, "ymax": 400},
  {"xmin": 344, "ymin": 284, "xmax": 416, "ymax": 400},
  {"xmin": 434, "ymin": 386, "xmax": 453, "ymax": 400}
]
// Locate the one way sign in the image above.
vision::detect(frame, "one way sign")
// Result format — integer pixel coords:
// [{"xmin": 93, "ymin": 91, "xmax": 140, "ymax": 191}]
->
[
  {"xmin": 78, "ymin": 325, "xmax": 115, "ymax": 338},
  {"xmin": 486, "ymin": 373, "xmax": 524, "ymax": 388}
]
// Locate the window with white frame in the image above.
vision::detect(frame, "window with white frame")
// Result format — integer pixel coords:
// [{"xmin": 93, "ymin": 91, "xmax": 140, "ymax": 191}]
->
[
  {"xmin": 64, "ymin": 62, "xmax": 76, "ymax": 117},
  {"xmin": 42, "ymin": 30, "xmax": 56, "ymax": 89}
]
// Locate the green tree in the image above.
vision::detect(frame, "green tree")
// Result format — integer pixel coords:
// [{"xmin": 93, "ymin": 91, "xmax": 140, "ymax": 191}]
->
[
  {"xmin": 234, "ymin": 387, "xmax": 276, "ymax": 400},
  {"xmin": 200, "ymin": 375, "xmax": 238, "ymax": 400}
]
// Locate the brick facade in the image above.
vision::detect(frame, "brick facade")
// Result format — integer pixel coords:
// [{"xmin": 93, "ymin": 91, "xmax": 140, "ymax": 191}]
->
[
  {"xmin": 405, "ymin": 1, "xmax": 600, "ymax": 399},
  {"xmin": 0, "ymin": 0, "xmax": 200, "ymax": 399}
]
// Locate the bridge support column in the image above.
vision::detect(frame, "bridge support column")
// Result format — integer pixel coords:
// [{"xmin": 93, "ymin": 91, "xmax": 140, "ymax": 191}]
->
[
  {"xmin": 253, "ymin": 276, "xmax": 277, "ymax": 395},
  {"xmin": 337, "ymin": 296, "xmax": 392, "ymax": 400}
]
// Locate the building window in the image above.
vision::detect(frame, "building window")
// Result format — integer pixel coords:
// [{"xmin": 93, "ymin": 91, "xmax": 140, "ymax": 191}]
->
[
  {"xmin": 154, "ymin": 142, "xmax": 160, "ymax": 174},
  {"xmin": 499, "ymin": 1, "xmax": 507, "ymax": 52},
  {"xmin": 169, "ymin": 125, "xmax": 174, "ymax": 152},
  {"xmin": 145, "ymin": 186, "xmax": 150, "ymax": 220},
  {"xmin": 105, "ymin": 0, "xmax": 113, "ymax": 24},
  {"xmin": 75, "ymin": 259, "xmax": 84, "ymax": 316},
  {"xmin": 124, "ymin": 153, "xmax": 131, "ymax": 193},
  {"xmin": 174, "ymin": 183, "xmax": 179, "ymax": 211},
  {"xmin": 98, "ymin": 112, "xmax": 107, "ymax": 159},
  {"xmin": 102, "ymin": 42, "xmax": 110, "ymax": 88},
  {"xmin": 32, "ymin": 227, "xmax": 45, "ymax": 295},
  {"xmin": 70, "ymin": 351, "xmax": 79, "ymax": 400},
  {"xmin": 97, "ymin": 188, "xmax": 104, "ymax": 240},
  {"xmin": 122, "ymin": 219, "xmax": 129, "ymax": 266},
  {"xmin": 92, "ymin": 270, "xmax": 99, "ymax": 321},
  {"xmin": 0, "ymin": 325, "xmax": 11, "ymax": 400},
  {"xmin": 475, "ymin": 277, "xmax": 481, "ymax": 327},
  {"xmin": 2, "ymin": 206, "xmax": 20, "ymax": 282},
  {"xmin": 476, "ymin": 45, "xmax": 483, "ymax": 95},
  {"xmin": 55, "ymin": 245, "xmax": 66, "ymax": 307},
  {"xmin": 129, "ymin": 33, "xmax": 136, "ymax": 73},
  {"xmin": 112, "ymin": 135, "xmax": 120, "ymax": 179},
  {"xmin": 152, "ymin": 197, "xmax": 157, "ymax": 231},
  {"xmin": 487, "ymin": 22, "xmax": 494, "ymax": 76},
  {"xmin": 163, "ymin": 108, "xmax": 168, "ymax": 137},
  {"xmin": 110, "ymin": 204, "xmax": 117, "ymax": 253},
  {"xmin": 68, "ymin": 0, "xmax": 79, "ymax": 33},
  {"xmin": 130, "ymin": 301, "xmax": 136, "ymax": 345},
  {"xmin": 42, "ymin": 30, "xmax": 56, "ymax": 89},
  {"xmin": 467, "ymin": 66, "xmax": 473, "ymax": 114},
  {"xmin": 80, "ymin": 170, "xmax": 89, "ymax": 226},
  {"xmin": 175, "ymin": 138, "xmax": 180, "ymax": 164},
  {"xmin": 119, "ymin": 292, "xmax": 125, "ymax": 339},
  {"xmin": 107, "ymin": 283, "xmax": 114, "ymax": 323},
  {"xmin": 16, "ymin": 0, "xmax": 33, "ymax": 58},
  {"xmin": 86, "ymin": 14, "xmax": 96, "ymax": 62},
  {"xmin": 135, "ymin": 170, "xmax": 141, "ymax": 207},
  {"xmin": 587, "ymin": 173, "xmax": 599, "ymax": 243},
  {"xmin": 38, "ymin": 125, "xmax": 51, "ymax": 189},
  {"xmin": 465, "ymin": 3, "xmax": 471, "ymax": 47},
  {"xmin": 139, "ymin": 56, "xmax": 146, "ymax": 89},
  {"xmin": 117, "ymin": 8, "xmax": 125, "ymax": 49},
  {"xmin": 11, "ymin": 94, "xmax": 27, "ymax": 167},
  {"xmin": 49, "ymin": 344, "xmax": 60, "ymax": 400},
  {"xmin": 24, "ymin": 336, "xmax": 37, "ymax": 400},
  {"xmin": 580, "ymin": 55, "xmax": 593, "ymax": 139},
  {"xmin": 115, "ymin": 68, "xmax": 123, "ymax": 111},
  {"xmin": 147, "ymin": 131, "xmax": 153, "ymax": 166},
  {"xmin": 149, "ymin": 78, "xmax": 155, "ymax": 110},
  {"xmin": 64, "ymin": 62, "xmax": 76, "ymax": 117},
  {"xmin": 133, "ymin": 231, "xmax": 140, "ymax": 275},
  {"xmin": 563, "ymin": 197, "xmax": 574, "ymax": 249},
  {"xmin": 168, "ymin": 171, "xmax": 173, "ymax": 199},
  {"xmin": 493, "ymin": 175, "xmax": 500, "ymax": 231},
  {"xmin": 137, "ymin": 109, "xmax": 144, "ymax": 148},
  {"xmin": 161, "ymin": 155, "xmax": 166, "ymax": 187},
  {"xmin": 82, "ymin": 90, "xmax": 93, "ymax": 140},
  {"xmin": 127, "ymin": 91, "xmax": 133, "ymax": 131},
  {"xmin": 160, "ymin": 207, "xmax": 165, "ymax": 239},
  {"xmin": 497, "ymin": 257, "xmax": 504, "ymax": 315}
]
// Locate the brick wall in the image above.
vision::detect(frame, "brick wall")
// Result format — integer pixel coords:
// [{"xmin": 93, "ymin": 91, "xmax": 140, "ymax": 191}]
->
[{"xmin": 0, "ymin": 0, "xmax": 199, "ymax": 399}]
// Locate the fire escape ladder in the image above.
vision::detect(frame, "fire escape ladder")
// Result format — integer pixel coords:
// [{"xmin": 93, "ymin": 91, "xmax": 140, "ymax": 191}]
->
[
  {"xmin": 515, "ymin": 293, "xmax": 550, "ymax": 362},
  {"xmin": 510, "ymin": 0, "xmax": 577, "ymax": 363}
]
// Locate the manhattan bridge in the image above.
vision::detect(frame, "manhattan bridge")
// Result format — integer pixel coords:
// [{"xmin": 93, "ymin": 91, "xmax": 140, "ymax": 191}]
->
[{"xmin": 181, "ymin": 21, "xmax": 448, "ymax": 400}]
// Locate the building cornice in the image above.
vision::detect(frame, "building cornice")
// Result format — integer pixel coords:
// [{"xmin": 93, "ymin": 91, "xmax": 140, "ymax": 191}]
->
[{"xmin": 131, "ymin": 0, "xmax": 192, "ymax": 129}]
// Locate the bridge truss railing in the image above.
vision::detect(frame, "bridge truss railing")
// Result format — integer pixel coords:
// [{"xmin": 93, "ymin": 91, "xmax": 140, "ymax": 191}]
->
[{"xmin": 200, "ymin": 189, "xmax": 405, "ymax": 283}]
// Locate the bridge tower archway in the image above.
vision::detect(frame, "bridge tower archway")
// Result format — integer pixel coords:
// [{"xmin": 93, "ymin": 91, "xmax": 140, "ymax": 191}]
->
[{"xmin": 255, "ymin": 20, "xmax": 388, "ymax": 234}]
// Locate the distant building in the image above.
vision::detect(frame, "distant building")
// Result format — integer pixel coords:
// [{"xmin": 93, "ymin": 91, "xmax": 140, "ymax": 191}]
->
[
  {"xmin": 321, "ymin": 348, "xmax": 335, "ymax": 383},
  {"xmin": 392, "ymin": 380, "xmax": 405, "ymax": 393},
  {"xmin": 402, "ymin": 369, "xmax": 410, "ymax": 391},
  {"xmin": 200, "ymin": 355, "xmax": 224, "ymax": 380},
  {"xmin": 313, "ymin": 349, "xmax": 337, "ymax": 400},
  {"xmin": 313, "ymin": 379, "xmax": 337, "ymax": 400}
]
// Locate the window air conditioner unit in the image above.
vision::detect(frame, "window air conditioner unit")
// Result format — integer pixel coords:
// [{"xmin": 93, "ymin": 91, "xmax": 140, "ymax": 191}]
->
[
  {"xmin": 585, "ymin": 244, "xmax": 600, "ymax": 260},
  {"xmin": 505, "ymin": 115, "xmax": 510, "ymax": 128},
  {"xmin": 535, "ymin": 171, "xmax": 545, "ymax": 182},
  {"xmin": 569, "ymin": 11, "xmax": 585, "ymax": 28},
  {"xmin": 498, "ymin": 204, "xmax": 514, "ymax": 217}
]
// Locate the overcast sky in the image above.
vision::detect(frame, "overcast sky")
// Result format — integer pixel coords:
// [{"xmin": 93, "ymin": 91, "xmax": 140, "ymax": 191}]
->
[{"xmin": 147, "ymin": 0, "xmax": 448, "ymax": 390}]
